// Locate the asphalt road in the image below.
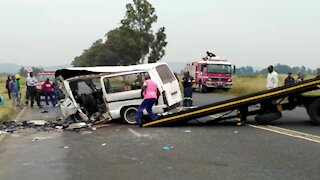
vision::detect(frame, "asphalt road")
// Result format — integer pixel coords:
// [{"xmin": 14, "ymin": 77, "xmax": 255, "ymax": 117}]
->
[{"xmin": 0, "ymin": 92, "xmax": 320, "ymax": 180}]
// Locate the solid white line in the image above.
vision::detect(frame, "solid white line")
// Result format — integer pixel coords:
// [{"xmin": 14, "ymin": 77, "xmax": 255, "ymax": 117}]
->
[
  {"xmin": 14, "ymin": 107, "xmax": 26, "ymax": 121},
  {"xmin": 248, "ymin": 125, "xmax": 320, "ymax": 144},
  {"xmin": 128, "ymin": 128, "xmax": 142, "ymax": 137}
]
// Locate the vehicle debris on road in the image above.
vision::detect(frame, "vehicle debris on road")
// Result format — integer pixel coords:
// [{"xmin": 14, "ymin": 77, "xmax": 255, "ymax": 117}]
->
[{"xmin": 0, "ymin": 115, "xmax": 110, "ymax": 134}]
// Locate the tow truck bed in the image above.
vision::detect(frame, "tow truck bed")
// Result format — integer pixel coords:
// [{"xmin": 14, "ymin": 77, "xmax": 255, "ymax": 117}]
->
[{"xmin": 144, "ymin": 77, "xmax": 320, "ymax": 127}]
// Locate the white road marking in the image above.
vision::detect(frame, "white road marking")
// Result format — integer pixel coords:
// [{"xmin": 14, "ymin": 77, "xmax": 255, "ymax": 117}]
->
[
  {"xmin": 14, "ymin": 107, "xmax": 26, "ymax": 121},
  {"xmin": 128, "ymin": 128, "xmax": 142, "ymax": 137},
  {"xmin": 248, "ymin": 124, "xmax": 320, "ymax": 144}
]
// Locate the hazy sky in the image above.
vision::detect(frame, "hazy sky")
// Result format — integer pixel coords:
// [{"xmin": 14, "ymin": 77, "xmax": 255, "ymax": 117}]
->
[{"xmin": 0, "ymin": 0, "xmax": 319, "ymax": 69}]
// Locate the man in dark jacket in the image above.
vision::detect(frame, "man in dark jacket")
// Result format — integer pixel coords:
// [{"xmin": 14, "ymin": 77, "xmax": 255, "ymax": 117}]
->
[
  {"xmin": 182, "ymin": 71, "xmax": 195, "ymax": 107},
  {"xmin": 5, "ymin": 76, "xmax": 11, "ymax": 99},
  {"xmin": 284, "ymin": 72, "xmax": 295, "ymax": 85}
]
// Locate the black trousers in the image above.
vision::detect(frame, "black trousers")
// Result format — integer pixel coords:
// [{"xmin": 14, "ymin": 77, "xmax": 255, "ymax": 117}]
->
[
  {"xmin": 28, "ymin": 86, "xmax": 41, "ymax": 107},
  {"xmin": 183, "ymin": 87, "xmax": 193, "ymax": 107}
]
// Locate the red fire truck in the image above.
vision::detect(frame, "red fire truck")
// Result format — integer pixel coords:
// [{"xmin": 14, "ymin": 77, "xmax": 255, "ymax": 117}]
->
[{"xmin": 185, "ymin": 52, "xmax": 235, "ymax": 93}]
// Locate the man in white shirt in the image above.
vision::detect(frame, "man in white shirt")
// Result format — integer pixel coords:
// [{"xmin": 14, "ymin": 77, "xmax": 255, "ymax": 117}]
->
[
  {"xmin": 26, "ymin": 72, "xmax": 40, "ymax": 108},
  {"xmin": 267, "ymin": 65, "xmax": 279, "ymax": 90}
]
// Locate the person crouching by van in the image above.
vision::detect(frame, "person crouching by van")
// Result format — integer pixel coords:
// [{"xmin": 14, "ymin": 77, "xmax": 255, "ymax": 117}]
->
[
  {"xmin": 135, "ymin": 75, "xmax": 159, "ymax": 126},
  {"xmin": 182, "ymin": 71, "xmax": 195, "ymax": 107},
  {"xmin": 42, "ymin": 78, "xmax": 56, "ymax": 107}
]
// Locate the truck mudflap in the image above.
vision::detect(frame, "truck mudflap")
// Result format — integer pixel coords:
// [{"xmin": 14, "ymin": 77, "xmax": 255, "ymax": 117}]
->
[{"xmin": 143, "ymin": 77, "xmax": 320, "ymax": 127}]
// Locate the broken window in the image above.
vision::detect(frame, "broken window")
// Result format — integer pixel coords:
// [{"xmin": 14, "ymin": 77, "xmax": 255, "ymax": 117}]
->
[{"xmin": 104, "ymin": 72, "xmax": 148, "ymax": 94}]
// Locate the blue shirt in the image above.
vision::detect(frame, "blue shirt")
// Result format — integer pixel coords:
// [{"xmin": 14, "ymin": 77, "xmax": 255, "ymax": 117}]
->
[{"xmin": 9, "ymin": 80, "xmax": 18, "ymax": 93}]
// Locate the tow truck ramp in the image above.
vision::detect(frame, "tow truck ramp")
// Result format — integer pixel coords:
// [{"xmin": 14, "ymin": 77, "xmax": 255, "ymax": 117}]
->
[{"xmin": 143, "ymin": 77, "xmax": 320, "ymax": 127}]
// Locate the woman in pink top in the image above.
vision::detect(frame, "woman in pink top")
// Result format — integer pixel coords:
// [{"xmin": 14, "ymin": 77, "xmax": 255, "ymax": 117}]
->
[{"xmin": 135, "ymin": 75, "xmax": 159, "ymax": 126}]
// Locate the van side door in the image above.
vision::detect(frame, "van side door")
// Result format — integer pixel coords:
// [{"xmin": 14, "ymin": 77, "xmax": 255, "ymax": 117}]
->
[{"xmin": 101, "ymin": 72, "xmax": 146, "ymax": 111}]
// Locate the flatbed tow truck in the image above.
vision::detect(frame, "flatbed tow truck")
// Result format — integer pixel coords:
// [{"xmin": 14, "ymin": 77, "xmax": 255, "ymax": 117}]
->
[{"xmin": 143, "ymin": 76, "xmax": 320, "ymax": 127}]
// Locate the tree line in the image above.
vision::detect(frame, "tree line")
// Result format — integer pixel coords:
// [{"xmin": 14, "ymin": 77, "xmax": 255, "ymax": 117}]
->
[
  {"xmin": 72, "ymin": 0, "xmax": 167, "ymax": 67},
  {"xmin": 0, "ymin": 67, "xmax": 44, "ymax": 77},
  {"xmin": 236, "ymin": 64, "xmax": 316, "ymax": 75}
]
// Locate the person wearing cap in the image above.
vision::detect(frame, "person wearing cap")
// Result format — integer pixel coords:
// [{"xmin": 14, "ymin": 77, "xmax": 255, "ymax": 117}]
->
[
  {"xmin": 284, "ymin": 72, "xmax": 295, "ymax": 86},
  {"xmin": 15, "ymin": 74, "xmax": 21, "ymax": 99},
  {"xmin": 267, "ymin": 65, "xmax": 279, "ymax": 90}
]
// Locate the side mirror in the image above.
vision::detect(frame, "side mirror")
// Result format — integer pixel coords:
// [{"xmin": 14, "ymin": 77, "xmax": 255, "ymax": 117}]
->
[{"xmin": 233, "ymin": 65, "xmax": 236, "ymax": 74}]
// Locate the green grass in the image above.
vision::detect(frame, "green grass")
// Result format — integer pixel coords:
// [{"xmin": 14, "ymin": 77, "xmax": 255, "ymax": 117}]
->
[
  {"xmin": 0, "ymin": 76, "xmax": 26, "ymax": 122},
  {"xmin": 226, "ymin": 74, "xmax": 319, "ymax": 97}
]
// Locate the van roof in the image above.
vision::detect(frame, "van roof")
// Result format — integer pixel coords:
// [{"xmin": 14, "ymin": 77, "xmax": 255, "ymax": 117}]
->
[
  {"xmin": 65, "ymin": 70, "xmax": 145, "ymax": 81},
  {"xmin": 56, "ymin": 62, "xmax": 168, "ymax": 79}
]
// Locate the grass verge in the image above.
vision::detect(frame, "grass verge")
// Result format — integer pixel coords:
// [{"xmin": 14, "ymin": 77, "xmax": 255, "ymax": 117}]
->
[{"xmin": 0, "ymin": 76, "xmax": 26, "ymax": 122}]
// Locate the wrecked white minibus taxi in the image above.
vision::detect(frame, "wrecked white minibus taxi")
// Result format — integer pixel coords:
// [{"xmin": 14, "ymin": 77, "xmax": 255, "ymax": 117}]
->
[{"xmin": 55, "ymin": 63, "xmax": 182, "ymax": 124}]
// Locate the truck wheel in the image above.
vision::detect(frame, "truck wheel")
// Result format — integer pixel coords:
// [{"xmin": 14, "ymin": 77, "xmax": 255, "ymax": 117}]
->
[
  {"xmin": 255, "ymin": 112, "xmax": 282, "ymax": 124},
  {"xmin": 121, "ymin": 107, "xmax": 138, "ymax": 124},
  {"xmin": 308, "ymin": 98, "xmax": 320, "ymax": 126}
]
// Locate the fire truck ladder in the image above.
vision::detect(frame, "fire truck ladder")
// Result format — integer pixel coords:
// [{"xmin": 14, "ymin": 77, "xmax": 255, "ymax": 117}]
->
[{"xmin": 143, "ymin": 77, "xmax": 320, "ymax": 127}]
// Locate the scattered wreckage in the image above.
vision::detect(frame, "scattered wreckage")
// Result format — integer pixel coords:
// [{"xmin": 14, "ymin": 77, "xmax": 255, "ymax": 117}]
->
[
  {"xmin": 0, "ymin": 118, "xmax": 100, "ymax": 134},
  {"xmin": 55, "ymin": 63, "xmax": 182, "ymax": 124},
  {"xmin": 0, "ymin": 63, "xmax": 182, "ymax": 134}
]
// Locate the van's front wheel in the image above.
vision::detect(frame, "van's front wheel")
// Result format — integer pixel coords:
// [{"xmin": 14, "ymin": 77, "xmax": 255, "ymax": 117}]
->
[{"xmin": 121, "ymin": 107, "xmax": 138, "ymax": 124}]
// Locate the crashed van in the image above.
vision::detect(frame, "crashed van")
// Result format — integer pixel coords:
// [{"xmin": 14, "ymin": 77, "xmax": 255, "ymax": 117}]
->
[{"xmin": 56, "ymin": 63, "xmax": 182, "ymax": 124}]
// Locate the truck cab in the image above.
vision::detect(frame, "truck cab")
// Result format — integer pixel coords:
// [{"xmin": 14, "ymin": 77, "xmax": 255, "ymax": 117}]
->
[{"xmin": 186, "ymin": 55, "xmax": 235, "ymax": 92}]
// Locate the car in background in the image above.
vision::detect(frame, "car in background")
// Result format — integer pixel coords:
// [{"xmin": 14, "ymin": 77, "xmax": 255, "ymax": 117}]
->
[
  {"xmin": 35, "ymin": 71, "xmax": 65, "ymax": 101},
  {"xmin": 36, "ymin": 71, "xmax": 56, "ymax": 96}
]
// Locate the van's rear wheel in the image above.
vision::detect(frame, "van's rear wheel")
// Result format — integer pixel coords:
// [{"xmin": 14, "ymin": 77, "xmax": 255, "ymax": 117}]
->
[
  {"xmin": 121, "ymin": 107, "xmax": 138, "ymax": 124},
  {"xmin": 308, "ymin": 98, "xmax": 320, "ymax": 126}
]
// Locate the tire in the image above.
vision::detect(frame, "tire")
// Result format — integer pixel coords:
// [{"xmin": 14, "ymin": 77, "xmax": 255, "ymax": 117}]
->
[
  {"xmin": 74, "ymin": 107, "xmax": 89, "ymax": 122},
  {"xmin": 308, "ymin": 98, "xmax": 320, "ymax": 126},
  {"xmin": 121, "ymin": 107, "xmax": 138, "ymax": 124},
  {"xmin": 255, "ymin": 112, "xmax": 282, "ymax": 124}
]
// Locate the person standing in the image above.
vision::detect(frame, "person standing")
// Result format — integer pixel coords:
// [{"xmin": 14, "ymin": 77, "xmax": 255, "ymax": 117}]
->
[
  {"xmin": 5, "ymin": 76, "xmax": 11, "ymax": 99},
  {"xmin": 25, "ymin": 73, "xmax": 30, "ymax": 105},
  {"xmin": 15, "ymin": 74, "xmax": 21, "ymax": 99},
  {"xmin": 27, "ymin": 72, "xmax": 40, "ymax": 108},
  {"xmin": 181, "ymin": 71, "xmax": 195, "ymax": 107},
  {"xmin": 284, "ymin": 72, "xmax": 295, "ymax": 85},
  {"xmin": 42, "ymin": 78, "xmax": 56, "ymax": 107},
  {"xmin": 52, "ymin": 77, "xmax": 62, "ymax": 101},
  {"xmin": 135, "ymin": 75, "xmax": 159, "ymax": 126},
  {"xmin": 267, "ymin": 65, "xmax": 279, "ymax": 90},
  {"xmin": 9, "ymin": 76, "xmax": 22, "ymax": 109},
  {"xmin": 297, "ymin": 71, "xmax": 304, "ymax": 82}
]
